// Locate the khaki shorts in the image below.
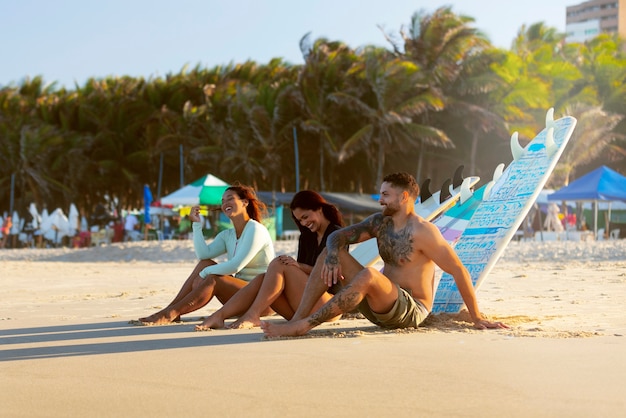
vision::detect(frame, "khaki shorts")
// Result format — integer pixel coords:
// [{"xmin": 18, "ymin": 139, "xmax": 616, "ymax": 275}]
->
[{"xmin": 358, "ymin": 285, "xmax": 430, "ymax": 329}]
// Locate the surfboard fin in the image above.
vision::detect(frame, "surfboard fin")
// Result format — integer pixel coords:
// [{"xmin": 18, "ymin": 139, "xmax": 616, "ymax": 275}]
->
[
  {"xmin": 452, "ymin": 165, "xmax": 464, "ymax": 189},
  {"xmin": 420, "ymin": 179, "xmax": 432, "ymax": 203},
  {"xmin": 546, "ymin": 107, "xmax": 555, "ymax": 130},
  {"xmin": 459, "ymin": 177, "xmax": 473, "ymax": 205},
  {"xmin": 439, "ymin": 178, "xmax": 452, "ymax": 203},
  {"xmin": 510, "ymin": 131, "xmax": 524, "ymax": 161},
  {"xmin": 492, "ymin": 163, "xmax": 505, "ymax": 183},
  {"xmin": 483, "ymin": 163, "xmax": 505, "ymax": 201},
  {"xmin": 545, "ymin": 127, "xmax": 558, "ymax": 157}
]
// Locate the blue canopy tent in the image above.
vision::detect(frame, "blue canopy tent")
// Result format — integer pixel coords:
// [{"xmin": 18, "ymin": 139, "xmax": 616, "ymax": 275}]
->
[{"xmin": 548, "ymin": 166, "xmax": 626, "ymax": 237}]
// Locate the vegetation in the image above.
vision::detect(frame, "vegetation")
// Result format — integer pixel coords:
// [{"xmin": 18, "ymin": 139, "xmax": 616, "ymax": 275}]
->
[{"xmin": 1, "ymin": 7, "xmax": 625, "ymax": 217}]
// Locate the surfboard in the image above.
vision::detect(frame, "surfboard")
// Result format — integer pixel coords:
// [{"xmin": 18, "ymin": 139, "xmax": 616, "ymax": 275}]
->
[
  {"xmin": 431, "ymin": 108, "xmax": 577, "ymax": 313},
  {"xmin": 433, "ymin": 163, "xmax": 504, "ymax": 247},
  {"xmin": 351, "ymin": 166, "xmax": 480, "ymax": 267}
]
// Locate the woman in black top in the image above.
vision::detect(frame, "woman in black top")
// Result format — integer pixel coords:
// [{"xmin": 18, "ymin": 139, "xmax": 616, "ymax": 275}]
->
[{"xmin": 196, "ymin": 190, "xmax": 344, "ymax": 330}]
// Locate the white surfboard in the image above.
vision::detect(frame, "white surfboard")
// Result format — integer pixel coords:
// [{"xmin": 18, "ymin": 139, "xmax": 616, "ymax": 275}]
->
[
  {"xmin": 432, "ymin": 108, "xmax": 577, "ymax": 313},
  {"xmin": 351, "ymin": 166, "xmax": 480, "ymax": 267},
  {"xmin": 433, "ymin": 163, "xmax": 504, "ymax": 247}
]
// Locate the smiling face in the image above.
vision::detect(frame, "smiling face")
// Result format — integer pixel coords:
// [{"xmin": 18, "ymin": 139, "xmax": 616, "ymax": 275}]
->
[
  {"xmin": 221, "ymin": 190, "xmax": 248, "ymax": 219},
  {"xmin": 292, "ymin": 207, "xmax": 325, "ymax": 233},
  {"xmin": 379, "ymin": 182, "xmax": 404, "ymax": 216}
]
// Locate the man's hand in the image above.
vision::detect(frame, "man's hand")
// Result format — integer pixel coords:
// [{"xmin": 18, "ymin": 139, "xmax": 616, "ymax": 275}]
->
[
  {"xmin": 472, "ymin": 318, "xmax": 509, "ymax": 330},
  {"xmin": 321, "ymin": 253, "xmax": 343, "ymax": 287}
]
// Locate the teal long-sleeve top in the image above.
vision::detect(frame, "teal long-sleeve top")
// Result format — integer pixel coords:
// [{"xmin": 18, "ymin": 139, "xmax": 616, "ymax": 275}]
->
[{"xmin": 192, "ymin": 220, "xmax": 274, "ymax": 281}]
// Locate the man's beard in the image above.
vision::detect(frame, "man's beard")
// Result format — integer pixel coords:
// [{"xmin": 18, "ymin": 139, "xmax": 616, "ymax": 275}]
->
[{"xmin": 382, "ymin": 204, "xmax": 397, "ymax": 216}]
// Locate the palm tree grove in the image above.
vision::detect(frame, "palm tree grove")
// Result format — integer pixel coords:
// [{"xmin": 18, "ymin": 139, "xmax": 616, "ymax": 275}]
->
[{"xmin": 1, "ymin": 8, "xmax": 625, "ymax": 222}]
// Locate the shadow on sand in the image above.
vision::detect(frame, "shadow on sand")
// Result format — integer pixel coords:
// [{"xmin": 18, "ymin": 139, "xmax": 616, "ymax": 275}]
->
[{"xmin": 0, "ymin": 320, "xmax": 267, "ymax": 361}]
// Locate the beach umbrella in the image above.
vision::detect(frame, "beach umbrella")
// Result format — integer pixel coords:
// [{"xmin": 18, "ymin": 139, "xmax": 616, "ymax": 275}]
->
[
  {"xmin": 68, "ymin": 203, "xmax": 80, "ymax": 235},
  {"xmin": 41, "ymin": 208, "xmax": 49, "ymax": 227},
  {"xmin": 143, "ymin": 184, "xmax": 153, "ymax": 224},
  {"xmin": 41, "ymin": 208, "xmax": 70, "ymax": 244},
  {"xmin": 29, "ymin": 203, "xmax": 40, "ymax": 229},
  {"xmin": 160, "ymin": 174, "xmax": 229, "ymax": 206},
  {"xmin": 10, "ymin": 211, "xmax": 21, "ymax": 235}
]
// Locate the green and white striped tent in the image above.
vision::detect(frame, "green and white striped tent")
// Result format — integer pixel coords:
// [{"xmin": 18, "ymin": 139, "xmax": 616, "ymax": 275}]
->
[{"xmin": 160, "ymin": 174, "xmax": 229, "ymax": 206}]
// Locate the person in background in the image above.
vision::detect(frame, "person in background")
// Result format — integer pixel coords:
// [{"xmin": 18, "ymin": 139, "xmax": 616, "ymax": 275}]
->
[
  {"xmin": 124, "ymin": 212, "xmax": 140, "ymax": 241},
  {"xmin": 112, "ymin": 218, "xmax": 125, "ymax": 243},
  {"xmin": 138, "ymin": 183, "xmax": 274, "ymax": 325},
  {"xmin": 1, "ymin": 215, "xmax": 12, "ymax": 249},
  {"xmin": 196, "ymin": 190, "xmax": 344, "ymax": 330},
  {"xmin": 177, "ymin": 215, "xmax": 191, "ymax": 239}
]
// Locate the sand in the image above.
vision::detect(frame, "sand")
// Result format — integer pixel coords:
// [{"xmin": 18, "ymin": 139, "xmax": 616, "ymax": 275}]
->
[{"xmin": 1, "ymin": 239, "xmax": 625, "ymax": 417}]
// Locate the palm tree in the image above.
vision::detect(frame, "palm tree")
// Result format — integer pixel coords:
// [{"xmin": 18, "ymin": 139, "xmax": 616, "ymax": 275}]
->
[
  {"xmin": 552, "ymin": 104, "xmax": 624, "ymax": 187},
  {"xmin": 331, "ymin": 46, "xmax": 452, "ymax": 191},
  {"xmin": 0, "ymin": 77, "xmax": 70, "ymax": 211},
  {"xmin": 388, "ymin": 6, "xmax": 495, "ymax": 181},
  {"xmin": 291, "ymin": 34, "xmax": 356, "ymax": 191},
  {"xmin": 560, "ymin": 34, "xmax": 626, "ymax": 169}
]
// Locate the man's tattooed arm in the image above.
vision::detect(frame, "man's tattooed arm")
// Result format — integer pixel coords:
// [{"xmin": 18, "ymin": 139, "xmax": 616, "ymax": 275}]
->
[{"xmin": 325, "ymin": 214, "xmax": 383, "ymax": 266}]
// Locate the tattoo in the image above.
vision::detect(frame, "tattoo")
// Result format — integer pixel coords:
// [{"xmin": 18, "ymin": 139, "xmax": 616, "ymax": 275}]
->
[
  {"xmin": 308, "ymin": 285, "xmax": 361, "ymax": 327},
  {"xmin": 326, "ymin": 214, "xmax": 382, "ymax": 264},
  {"xmin": 378, "ymin": 217, "xmax": 414, "ymax": 267},
  {"xmin": 325, "ymin": 253, "xmax": 339, "ymax": 267}
]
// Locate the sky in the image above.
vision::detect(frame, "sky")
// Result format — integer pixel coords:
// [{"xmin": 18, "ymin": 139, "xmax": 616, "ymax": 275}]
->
[{"xmin": 2, "ymin": 0, "xmax": 575, "ymax": 89}]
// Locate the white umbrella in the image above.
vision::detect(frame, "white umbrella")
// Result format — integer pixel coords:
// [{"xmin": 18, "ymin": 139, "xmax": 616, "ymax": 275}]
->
[
  {"xmin": 29, "ymin": 203, "xmax": 40, "ymax": 229},
  {"xmin": 68, "ymin": 203, "xmax": 80, "ymax": 236},
  {"xmin": 10, "ymin": 211, "xmax": 21, "ymax": 235},
  {"xmin": 80, "ymin": 215, "xmax": 89, "ymax": 232},
  {"xmin": 40, "ymin": 208, "xmax": 70, "ymax": 244},
  {"xmin": 41, "ymin": 208, "xmax": 50, "ymax": 227}
]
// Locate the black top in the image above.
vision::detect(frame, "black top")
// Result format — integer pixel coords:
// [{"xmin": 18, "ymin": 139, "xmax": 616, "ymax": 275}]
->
[{"xmin": 296, "ymin": 223, "xmax": 341, "ymax": 267}]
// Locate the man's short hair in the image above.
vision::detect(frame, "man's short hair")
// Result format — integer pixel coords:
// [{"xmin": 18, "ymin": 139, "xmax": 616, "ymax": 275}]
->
[{"xmin": 382, "ymin": 172, "xmax": 419, "ymax": 199}]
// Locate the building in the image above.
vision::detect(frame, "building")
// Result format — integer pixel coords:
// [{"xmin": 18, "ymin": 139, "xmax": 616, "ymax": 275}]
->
[{"xmin": 565, "ymin": 0, "xmax": 626, "ymax": 43}]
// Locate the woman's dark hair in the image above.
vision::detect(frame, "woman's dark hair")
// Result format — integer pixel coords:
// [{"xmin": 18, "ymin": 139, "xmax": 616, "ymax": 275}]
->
[
  {"xmin": 289, "ymin": 190, "xmax": 344, "ymax": 233},
  {"xmin": 226, "ymin": 183, "xmax": 267, "ymax": 222}
]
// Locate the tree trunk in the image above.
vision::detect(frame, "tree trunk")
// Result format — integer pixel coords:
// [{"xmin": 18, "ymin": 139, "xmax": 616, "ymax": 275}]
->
[{"xmin": 319, "ymin": 135, "xmax": 325, "ymax": 192}]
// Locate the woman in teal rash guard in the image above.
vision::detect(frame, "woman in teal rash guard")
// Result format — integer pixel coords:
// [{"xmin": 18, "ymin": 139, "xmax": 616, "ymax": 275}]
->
[
  {"xmin": 138, "ymin": 183, "xmax": 274, "ymax": 325},
  {"xmin": 195, "ymin": 190, "xmax": 344, "ymax": 330}
]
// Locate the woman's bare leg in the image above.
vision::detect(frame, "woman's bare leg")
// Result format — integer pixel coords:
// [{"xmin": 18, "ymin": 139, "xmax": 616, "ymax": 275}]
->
[
  {"xmin": 196, "ymin": 273, "xmax": 267, "ymax": 329},
  {"xmin": 139, "ymin": 259, "xmax": 216, "ymax": 323},
  {"xmin": 224, "ymin": 259, "xmax": 295, "ymax": 329},
  {"xmin": 142, "ymin": 273, "xmax": 249, "ymax": 325}
]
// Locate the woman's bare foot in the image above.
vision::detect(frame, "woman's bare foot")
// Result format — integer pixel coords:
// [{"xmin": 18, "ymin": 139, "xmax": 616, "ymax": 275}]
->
[
  {"xmin": 260, "ymin": 319, "xmax": 312, "ymax": 337},
  {"xmin": 195, "ymin": 314, "xmax": 225, "ymax": 331},
  {"xmin": 228, "ymin": 313, "xmax": 262, "ymax": 329},
  {"xmin": 139, "ymin": 310, "xmax": 177, "ymax": 325}
]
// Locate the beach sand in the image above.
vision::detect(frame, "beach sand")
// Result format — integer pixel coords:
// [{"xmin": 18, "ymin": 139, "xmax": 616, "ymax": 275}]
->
[{"xmin": 1, "ymin": 239, "xmax": 625, "ymax": 417}]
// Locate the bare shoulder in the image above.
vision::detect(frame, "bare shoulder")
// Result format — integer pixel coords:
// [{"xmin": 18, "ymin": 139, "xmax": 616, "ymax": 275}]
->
[{"xmin": 411, "ymin": 215, "xmax": 446, "ymax": 245}]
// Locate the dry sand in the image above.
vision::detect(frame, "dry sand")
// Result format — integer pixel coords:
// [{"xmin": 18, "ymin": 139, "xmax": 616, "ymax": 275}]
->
[{"xmin": 1, "ymin": 239, "xmax": 625, "ymax": 417}]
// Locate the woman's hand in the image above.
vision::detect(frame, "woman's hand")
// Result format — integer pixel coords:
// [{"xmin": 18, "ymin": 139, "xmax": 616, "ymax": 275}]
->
[
  {"xmin": 277, "ymin": 254, "xmax": 298, "ymax": 267},
  {"xmin": 189, "ymin": 205, "xmax": 201, "ymax": 223}
]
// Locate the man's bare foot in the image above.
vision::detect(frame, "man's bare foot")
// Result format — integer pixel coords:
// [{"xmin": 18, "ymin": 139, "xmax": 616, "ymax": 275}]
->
[
  {"xmin": 195, "ymin": 314, "xmax": 225, "ymax": 331},
  {"xmin": 260, "ymin": 319, "xmax": 311, "ymax": 337},
  {"xmin": 228, "ymin": 314, "xmax": 261, "ymax": 329}
]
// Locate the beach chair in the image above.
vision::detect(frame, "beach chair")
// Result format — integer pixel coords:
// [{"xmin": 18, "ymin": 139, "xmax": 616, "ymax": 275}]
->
[
  {"xmin": 610, "ymin": 229, "xmax": 620, "ymax": 240},
  {"xmin": 91, "ymin": 228, "xmax": 114, "ymax": 246},
  {"xmin": 596, "ymin": 228, "xmax": 605, "ymax": 241}
]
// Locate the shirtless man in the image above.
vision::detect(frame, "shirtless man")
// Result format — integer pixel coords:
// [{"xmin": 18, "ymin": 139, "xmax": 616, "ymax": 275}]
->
[{"xmin": 261, "ymin": 172, "xmax": 507, "ymax": 337}]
